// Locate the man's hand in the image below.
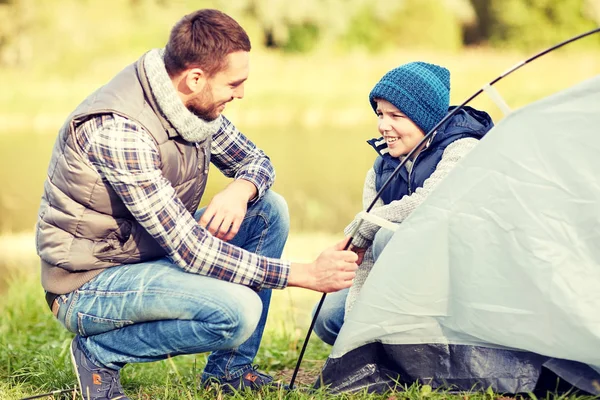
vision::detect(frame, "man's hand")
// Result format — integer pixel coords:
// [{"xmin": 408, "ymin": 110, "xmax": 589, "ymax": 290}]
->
[
  {"xmin": 349, "ymin": 245, "xmax": 367, "ymax": 265},
  {"xmin": 199, "ymin": 179, "xmax": 257, "ymax": 241},
  {"xmin": 288, "ymin": 237, "xmax": 358, "ymax": 293}
]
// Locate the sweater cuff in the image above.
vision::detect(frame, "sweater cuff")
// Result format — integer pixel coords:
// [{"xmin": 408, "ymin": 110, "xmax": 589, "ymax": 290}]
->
[
  {"xmin": 344, "ymin": 217, "xmax": 372, "ymax": 248},
  {"xmin": 350, "ymin": 232, "xmax": 371, "ymax": 249},
  {"xmin": 343, "ymin": 218, "xmax": 358, "ymax": 237}
]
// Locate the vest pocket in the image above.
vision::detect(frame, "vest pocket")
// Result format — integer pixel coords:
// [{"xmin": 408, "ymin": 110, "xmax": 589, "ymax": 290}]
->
[
  {"xmin": 92, "ymin": 220, "xmax": 134, "ymax": 262},
  {"xmin": 77, "ymin": 312, "xmax": 134, "ymax": 336}
]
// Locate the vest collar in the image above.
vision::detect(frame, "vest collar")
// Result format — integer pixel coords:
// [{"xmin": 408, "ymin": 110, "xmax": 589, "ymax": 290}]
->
[{"xmin": 136, "ymin": 57, "xmax": 178, "ymax": 139}]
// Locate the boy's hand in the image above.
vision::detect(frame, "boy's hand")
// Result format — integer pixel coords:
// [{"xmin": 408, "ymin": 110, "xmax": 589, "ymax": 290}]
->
[{"xmin": 349, "ymin": 245, "xmax": 367, "ymax": 265}]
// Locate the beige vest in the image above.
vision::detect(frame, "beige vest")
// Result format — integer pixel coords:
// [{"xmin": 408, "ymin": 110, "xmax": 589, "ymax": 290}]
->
[{"xmin": 36, "ymin": 55, "xmax": 211, "ymax": 294}]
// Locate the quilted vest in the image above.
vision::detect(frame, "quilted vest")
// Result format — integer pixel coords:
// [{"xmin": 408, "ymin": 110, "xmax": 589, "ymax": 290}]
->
[{"xmin": 36, "ymin": 54, "xmax": 211, "ymax": 294}]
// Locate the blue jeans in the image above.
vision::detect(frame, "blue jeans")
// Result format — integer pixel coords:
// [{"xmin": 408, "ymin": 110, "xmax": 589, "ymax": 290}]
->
[
  {"xmin": 55, "ymin": 191, "xmax": 289, "ymax": 381},
  {"xmin": 312, "ymin": 288, "xmax": 348, "ymax": 346},
  {"xmin": 313, "ymin": 227, "xmax": 395, "ymax": 345}
]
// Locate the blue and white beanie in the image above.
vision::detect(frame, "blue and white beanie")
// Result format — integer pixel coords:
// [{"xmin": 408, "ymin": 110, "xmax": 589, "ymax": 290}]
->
[{"xmin": 369, "ymin": 61, "xmax": 450, "ymax": 134}]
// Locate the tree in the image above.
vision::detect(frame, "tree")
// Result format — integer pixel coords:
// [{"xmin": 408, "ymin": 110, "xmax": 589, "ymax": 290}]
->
[
  {"xmin": 467, "ymin": 0, "xmax": 600, "ymax": 50},
  {"xmin": 0, "ymin": 0, "xmax": 34, "ymax": 66},
  {"xmin": 217, "ymin": 0, "xmax": 471, "ymax": 52}
]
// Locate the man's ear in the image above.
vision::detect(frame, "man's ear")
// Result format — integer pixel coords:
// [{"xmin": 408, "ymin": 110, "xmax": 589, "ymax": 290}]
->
[{"xmin": 183, "ymin": 68, "xmax": 206, "ymax": 93}]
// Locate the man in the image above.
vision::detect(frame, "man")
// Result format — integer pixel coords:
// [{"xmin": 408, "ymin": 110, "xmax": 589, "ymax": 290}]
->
[{"xmin": 36, "ymin": 9, "xmax": 357, "ymax": 400}]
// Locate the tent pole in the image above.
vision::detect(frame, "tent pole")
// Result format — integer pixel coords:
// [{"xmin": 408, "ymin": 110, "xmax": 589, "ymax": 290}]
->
[{"xmin": 288, "ymin": 292, "xmax": 326, "ymax": 388}]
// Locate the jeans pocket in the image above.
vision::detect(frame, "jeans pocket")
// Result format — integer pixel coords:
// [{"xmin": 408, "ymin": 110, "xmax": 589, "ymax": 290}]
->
[
  {"xmin": 56, "ymin": 293, "xmax": 76, "ymax": 333},
  {"xmin": 77, "ymin": 312, "xmax": 134, "ymax": 337}
]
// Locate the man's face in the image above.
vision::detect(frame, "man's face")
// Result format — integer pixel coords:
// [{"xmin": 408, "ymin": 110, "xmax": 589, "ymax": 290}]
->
[
  {"xmin": 375, "ymin": 98, "xmax": 425, "ymax": 158},
  {"xmin": 187, "ymin": 51, "xmax": 249, "ymax": 121}
]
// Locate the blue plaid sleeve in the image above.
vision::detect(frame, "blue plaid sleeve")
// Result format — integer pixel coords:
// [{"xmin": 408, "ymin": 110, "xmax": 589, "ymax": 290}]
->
[
  {"xmin": 210, "ymin": 116, "xmax": 275, "ymax": 200},
  {"xmin": 75, "ymin": 114, "xmax": 290, "ymax": 290}
]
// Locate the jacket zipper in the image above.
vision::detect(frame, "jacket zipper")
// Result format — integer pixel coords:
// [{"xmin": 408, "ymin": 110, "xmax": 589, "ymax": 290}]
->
[
  {"xmin": 407, "ymin": 153, "xmax": 419, "ymax": 195},
  {"xmin": 407, "ymin": 135, "xmax": 434, "ymax": 194},
  {"xmin": 191, "ymin": 142, "xmax": 206, "ymax": 208}
]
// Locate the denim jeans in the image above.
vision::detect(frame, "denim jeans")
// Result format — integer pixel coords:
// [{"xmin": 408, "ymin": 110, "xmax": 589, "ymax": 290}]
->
[
  {"xmin": 312, "ymin": 288, "xmax": 348, "ymax": 346},
  {"xmin": 55, "ymin": 190, "xmax": 289, "ymax": 381},
  {"xmin": 312, "ymin": 227, "xmax": 395, "ymax": 345}
]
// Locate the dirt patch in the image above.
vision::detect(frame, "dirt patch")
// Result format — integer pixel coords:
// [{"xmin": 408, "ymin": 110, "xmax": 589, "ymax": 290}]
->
[{"xmin": 275, "ymin": 365, "xmax": 323, "ymax": 388}]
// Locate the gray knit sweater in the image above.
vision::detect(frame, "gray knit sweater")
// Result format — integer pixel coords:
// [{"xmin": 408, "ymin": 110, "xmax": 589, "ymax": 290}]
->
[{"xmin": 344, "ymin": 137, "xmax": 480, "ymax": 314}]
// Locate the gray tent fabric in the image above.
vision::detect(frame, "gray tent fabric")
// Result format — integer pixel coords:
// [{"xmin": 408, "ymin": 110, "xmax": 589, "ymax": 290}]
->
[{"xmin": 316, "ymin": 74, "xmax": 600, "ymax": 394}]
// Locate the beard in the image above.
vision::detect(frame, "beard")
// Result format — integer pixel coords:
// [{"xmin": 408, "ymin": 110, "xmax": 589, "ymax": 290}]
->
[{"xmin": 186, "ymin": 83, "xmax": 223, "ymax": 122}]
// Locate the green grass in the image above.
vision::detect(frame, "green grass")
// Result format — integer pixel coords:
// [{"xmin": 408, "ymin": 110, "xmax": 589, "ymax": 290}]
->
[
  {"xmin": 0, "ymin": 234, "xmax": 598, "ymax": 400},
  {"xmin": 0, "ymin": 233, "xmax": 330, "ymax": 399}
]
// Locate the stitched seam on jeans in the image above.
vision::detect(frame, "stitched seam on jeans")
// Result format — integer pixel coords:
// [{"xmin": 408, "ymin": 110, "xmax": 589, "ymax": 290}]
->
[
  {"xmin": 254, "ymin": 212, "xmax": 269, "ymax": 255},
  {"xmin": 171, "ymin": 329, "xmax": 237, "ymax": 354},
  {"xmin": 77, "ymin": 312, "xmax": 135, "ymax": 337},
  {"xmin": 223, "ymin": 348, "xmax": 246, "ymax": 379},
  {"xmin": 64, "ymin": 291, "xmax": 80, "ymax": 333},
  {"xmin": 224, "ymin": 362, "xmax": 253, "ymax": 379},
  {"xmin": 76, "ymin": 289, "xmax": 239, "ymax": 326}
]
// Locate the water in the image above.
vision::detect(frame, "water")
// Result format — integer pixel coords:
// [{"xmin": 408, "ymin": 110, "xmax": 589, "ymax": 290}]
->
[{"xmin": 0, "ymin": 125, "xmax": 375, "ymax": 233}]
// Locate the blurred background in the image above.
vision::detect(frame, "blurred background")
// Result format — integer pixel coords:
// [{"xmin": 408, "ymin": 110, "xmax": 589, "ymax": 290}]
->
[
  {"xmin": 1, "ymin": 0, "xmax": 600, "ymax": 235},
  {"xmin": 0, "ymin": 3, "xmax": 599, "ymax": 393}
]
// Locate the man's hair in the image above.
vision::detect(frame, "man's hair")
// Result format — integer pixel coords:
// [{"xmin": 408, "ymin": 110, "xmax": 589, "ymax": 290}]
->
[{"xmin": 164, "ymin": 9, "xmax": 251, "ymax": 77}]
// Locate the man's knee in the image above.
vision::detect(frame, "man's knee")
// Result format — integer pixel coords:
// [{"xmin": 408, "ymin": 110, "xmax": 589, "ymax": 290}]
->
[
  {"xmin": 260, "ymin": 191, "xmax": 290, "ymax": 233},
  {"xmin": 180, "ymin": 283, "xmax": 263, "ymax": 349},
  {"xmin": 218, "ymin": 286, "xmax": 263, "ymax": 348}
]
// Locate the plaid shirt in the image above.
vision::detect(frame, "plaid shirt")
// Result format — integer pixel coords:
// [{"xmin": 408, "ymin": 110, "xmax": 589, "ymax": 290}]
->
[{"xmin": 75, "ymin": 114, "xmax": 290, "ymax": 290}]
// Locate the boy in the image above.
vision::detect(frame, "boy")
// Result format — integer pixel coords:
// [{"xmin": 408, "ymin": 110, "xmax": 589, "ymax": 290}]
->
[{"xmin": 314, "ymin": 62, "xmax": 493, "ymax": 344}]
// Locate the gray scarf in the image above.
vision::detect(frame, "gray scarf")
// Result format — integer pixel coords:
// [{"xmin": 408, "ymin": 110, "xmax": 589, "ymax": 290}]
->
[{"xmin": 143, "ymin": 48, "xmax": 222, "ymax": 143}]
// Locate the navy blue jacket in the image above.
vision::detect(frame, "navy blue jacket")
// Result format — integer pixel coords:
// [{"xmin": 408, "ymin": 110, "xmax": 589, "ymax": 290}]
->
[{"xmin": 368, "ymin": 106, "xmax": 493, "ymax": 205}]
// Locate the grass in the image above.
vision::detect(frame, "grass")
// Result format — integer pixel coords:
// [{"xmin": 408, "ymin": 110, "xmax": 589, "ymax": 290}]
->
[
  {"xmin": 0, "ymin": 234, "xmax": 598, "ymax": 400},
  {"xmin": 0, "ymin": 233, "xmax": 330, "ymax": 398}
]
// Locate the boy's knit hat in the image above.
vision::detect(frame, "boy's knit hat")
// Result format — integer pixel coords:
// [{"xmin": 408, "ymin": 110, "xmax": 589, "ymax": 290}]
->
[{"xmin": 369, "ymin": 61, "xmax": 450, "ymax": 134}]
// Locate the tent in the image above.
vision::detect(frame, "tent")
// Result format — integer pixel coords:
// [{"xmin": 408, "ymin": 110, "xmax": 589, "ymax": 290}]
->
[{"xmin": 315, "ymin": 74, "xmax": 600, "ymax": 395}]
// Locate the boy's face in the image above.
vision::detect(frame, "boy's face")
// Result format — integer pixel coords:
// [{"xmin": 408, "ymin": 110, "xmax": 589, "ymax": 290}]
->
[{"xmin": 375, "ymin": 99, "xmax": 425, "ymax": 158}]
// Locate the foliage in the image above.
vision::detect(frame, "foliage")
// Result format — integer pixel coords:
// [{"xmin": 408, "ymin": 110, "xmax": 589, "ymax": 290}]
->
[
  {"xmin": 383, "ymin": 0, "xmax": 463, "ymax": 52},
  {"xmin": 340, "ymin": 0, "xmax": 463, "ymax": 53},
  {"xmin": 0, "ymin": 0, "xmax": 34, "ymax": 66},
  {"xmin": 216, "ymin": 0, "xmax": 358, "ymax": 51},
  {"xmin": 1, "ymin": 0, "xmax": 598, "ymax": 62},
  {"xmin": 468, "ymin": 0, "xmax": 600, "ymax": 50},
  {"xmin": 217, "ymin": 0, "xmax": 469, "ymax": 53}
]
